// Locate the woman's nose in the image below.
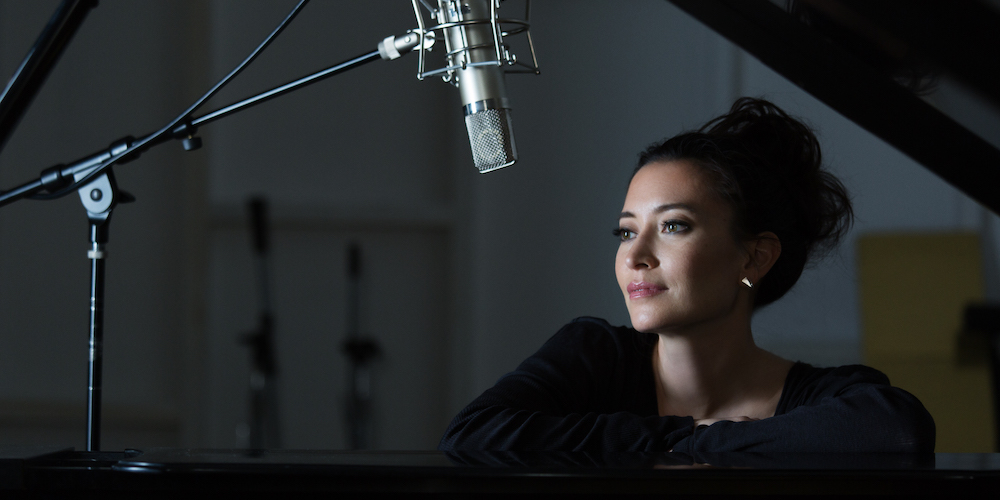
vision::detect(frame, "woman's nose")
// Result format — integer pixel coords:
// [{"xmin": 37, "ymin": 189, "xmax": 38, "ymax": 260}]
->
[{"xmin": 625, "ymin": 234, "xmax": 658, "ymax": 269}]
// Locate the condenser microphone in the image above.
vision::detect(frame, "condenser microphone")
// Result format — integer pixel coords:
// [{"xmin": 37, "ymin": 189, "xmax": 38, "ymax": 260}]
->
[{"xmin": 439, "ymin": 0, "xmax": 517, "ymax": 173}]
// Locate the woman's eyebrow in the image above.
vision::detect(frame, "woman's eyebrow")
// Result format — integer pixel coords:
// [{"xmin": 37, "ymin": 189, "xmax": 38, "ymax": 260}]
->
[{"xmin": 619, "ymin": 203, "xmax": 696, "ymax": 219}]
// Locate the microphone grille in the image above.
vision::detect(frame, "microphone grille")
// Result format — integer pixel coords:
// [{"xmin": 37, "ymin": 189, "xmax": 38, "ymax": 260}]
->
[{"xmin": 465, "ymin": 108, "xmax": 517, "ymax": 173}]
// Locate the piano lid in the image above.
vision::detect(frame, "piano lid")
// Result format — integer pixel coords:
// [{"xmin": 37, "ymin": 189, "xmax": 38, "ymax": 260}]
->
[{"xmin": 667, "ymin": 0, "xmax": 1000, "ymax": 215}]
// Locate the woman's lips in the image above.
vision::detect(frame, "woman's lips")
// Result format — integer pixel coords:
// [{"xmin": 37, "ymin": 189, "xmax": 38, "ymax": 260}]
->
[{"xmin": 627, "ymin": 282, "xmax": 666, "ymax": 299}]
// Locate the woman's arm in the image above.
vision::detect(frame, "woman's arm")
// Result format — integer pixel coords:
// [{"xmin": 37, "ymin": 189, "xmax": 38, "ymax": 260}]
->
[
  {"xmin": 438, "ymin": 318, "xmax": 696, "ymax": 451},
  {"xmin": 439, "ymin": 397, "xmax": 695, "ymax": 451},
  {"xmin": 670, "ymin": 366, "xmax": 936, "ymax": 454}
]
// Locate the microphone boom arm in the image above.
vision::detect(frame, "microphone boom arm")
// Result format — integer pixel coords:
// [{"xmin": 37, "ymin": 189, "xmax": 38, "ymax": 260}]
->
[{"xmin": 0, "ymin": 31, "xmax": 428, "ymax": 209}]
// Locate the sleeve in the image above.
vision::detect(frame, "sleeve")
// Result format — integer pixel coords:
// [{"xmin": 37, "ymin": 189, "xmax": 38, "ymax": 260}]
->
[
  {"xmin": 669, "ymin": 365, "xmax": 936, "ymax": 454},
  {"xmin": 437, "ymin": 319, "xmax": 696, "ymax": 452}
]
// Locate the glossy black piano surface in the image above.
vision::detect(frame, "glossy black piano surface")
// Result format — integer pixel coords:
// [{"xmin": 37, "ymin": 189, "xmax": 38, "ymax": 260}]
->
[{"xmin": 3, "ymin": 448, "xmax": 1000, "ymax": 497}]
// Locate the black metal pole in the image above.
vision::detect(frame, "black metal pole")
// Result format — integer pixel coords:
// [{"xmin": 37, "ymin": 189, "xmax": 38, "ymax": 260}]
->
[
  {"xmin": 0, "ymin": 0, "xmax": 97, "ymax": 155},
  {"xmin": 191, "ymin": 50, "xmax": 381, "ymax": 129},
  {"xmin": 86, "ymin": 219, "xmax": 108, "ymax": 452}
]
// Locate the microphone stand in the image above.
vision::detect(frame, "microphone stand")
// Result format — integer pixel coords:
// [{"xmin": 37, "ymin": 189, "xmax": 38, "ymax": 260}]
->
[
  {"xmin": 242, "ymin": 197, "xmax": 280, "ymax": 451},
  {"xmin": 0, "ymin": 16, "xmax": 425, "ymax": 450},
  {"xmin": 342, "ymin": 243, "xmax": 381, "ymax": 449},
  {"xmin": 81, "ymin": 162, "xmax": 135, "ymax": 452}
]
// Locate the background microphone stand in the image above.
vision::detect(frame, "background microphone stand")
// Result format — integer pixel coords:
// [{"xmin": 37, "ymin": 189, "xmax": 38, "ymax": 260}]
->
[
  {"xmin": 342, "ymin": 243, "xmax": 381, "ymax": 449},
  {"xmin": 242, "ymin": 197, "xmax": 281, "ymax": 451},
  {"xmin": 0, "ymin": 0, "xmax": 428, "ymax": 452}
]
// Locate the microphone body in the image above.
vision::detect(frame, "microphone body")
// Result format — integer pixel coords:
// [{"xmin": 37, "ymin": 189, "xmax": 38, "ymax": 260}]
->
[{"xmin": 439, "ymin": 0, "xmax": 517, "ymax": 173}]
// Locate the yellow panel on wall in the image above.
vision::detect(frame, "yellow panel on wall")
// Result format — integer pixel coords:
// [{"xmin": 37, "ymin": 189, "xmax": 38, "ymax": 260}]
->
[{"xmin": 857, "ymin": 232, "xmax": 993, "ymax": 452}]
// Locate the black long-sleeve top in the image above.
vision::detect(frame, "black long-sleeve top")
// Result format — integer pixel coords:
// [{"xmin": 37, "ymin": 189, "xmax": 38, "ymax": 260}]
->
[{"xmin": 439, "ymin": 317, "xmax": 936, "ymax": 453}]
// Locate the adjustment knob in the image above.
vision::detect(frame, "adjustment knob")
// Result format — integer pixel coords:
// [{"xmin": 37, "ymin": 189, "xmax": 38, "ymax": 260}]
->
[{"xmin": 182, "ymin": 135, "xmax": 202, "ymax": 151}]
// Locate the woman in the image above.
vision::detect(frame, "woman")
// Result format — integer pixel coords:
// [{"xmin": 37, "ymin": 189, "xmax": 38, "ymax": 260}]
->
[{"xmin": 439, "ymin": 98, "xmax": 935, "ymax": 453}]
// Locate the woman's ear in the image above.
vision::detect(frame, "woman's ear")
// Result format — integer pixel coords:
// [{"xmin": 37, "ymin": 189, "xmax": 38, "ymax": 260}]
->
[{"xmin": 742, "ymin": 232, "xmax": 781, "ymax": 283}]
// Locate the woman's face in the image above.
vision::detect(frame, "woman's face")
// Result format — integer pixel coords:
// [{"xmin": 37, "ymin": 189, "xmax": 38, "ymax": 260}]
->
[{"xmin": 615, "ymin": 160, "xmax": 749, "ymax": 333}]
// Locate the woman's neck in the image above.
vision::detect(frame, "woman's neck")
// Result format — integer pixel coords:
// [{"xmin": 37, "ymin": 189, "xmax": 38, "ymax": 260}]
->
[{"xmin": 651, "ymin": 319, "xmax": 792, "ymax": 420}]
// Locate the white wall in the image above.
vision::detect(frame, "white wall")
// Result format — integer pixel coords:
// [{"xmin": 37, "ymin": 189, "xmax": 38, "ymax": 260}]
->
[{"xmin": 0, "ymin": 0, "xmax": 995, "ymax": 451}]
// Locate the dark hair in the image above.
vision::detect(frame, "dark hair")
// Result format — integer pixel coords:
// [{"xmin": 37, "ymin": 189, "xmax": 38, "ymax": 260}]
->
[{"xmin": 635, "ymin": 97, "xmax": 853, "ymax": 308}]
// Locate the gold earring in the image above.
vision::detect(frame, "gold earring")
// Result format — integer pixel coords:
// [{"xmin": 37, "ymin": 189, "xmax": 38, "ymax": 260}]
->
[{"xmin": 741, "ymin": 277, "xmax": 753, "ymax": 289}]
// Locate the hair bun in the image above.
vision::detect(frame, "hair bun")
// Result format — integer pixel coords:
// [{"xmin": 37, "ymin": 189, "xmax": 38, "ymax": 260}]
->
[{"xmin": 704, "ymin": 98, "xmax": 820, "ymax": 180}]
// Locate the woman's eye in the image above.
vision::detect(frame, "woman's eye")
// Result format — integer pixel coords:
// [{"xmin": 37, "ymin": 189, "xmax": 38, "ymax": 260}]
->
[
  {"xmin": 662, "ymin": 221, "xmax": 688, "ymax": 233},
  {"xmin": 612, "ymin": 228, "xmax": 634, "ymax": 241}
]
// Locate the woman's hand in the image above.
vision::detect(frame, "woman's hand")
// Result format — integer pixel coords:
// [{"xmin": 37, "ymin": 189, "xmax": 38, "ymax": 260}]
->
[
  {"xmin": 667, "ymin": 417, "xmax": 761, "ymax": 452},
  {"xmin": 694, "ymin": 416, "xmax": 759, "ymax": 427}
]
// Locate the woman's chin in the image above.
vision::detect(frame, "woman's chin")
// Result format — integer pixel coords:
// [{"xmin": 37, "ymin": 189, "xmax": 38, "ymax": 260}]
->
[
  {"xmin": 629, "ymin": 312, "xmax": 691, "ymax": 334},
  {"xmin": 628, "ymin": 315, "xmax": 664, "ymax": 333}
]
